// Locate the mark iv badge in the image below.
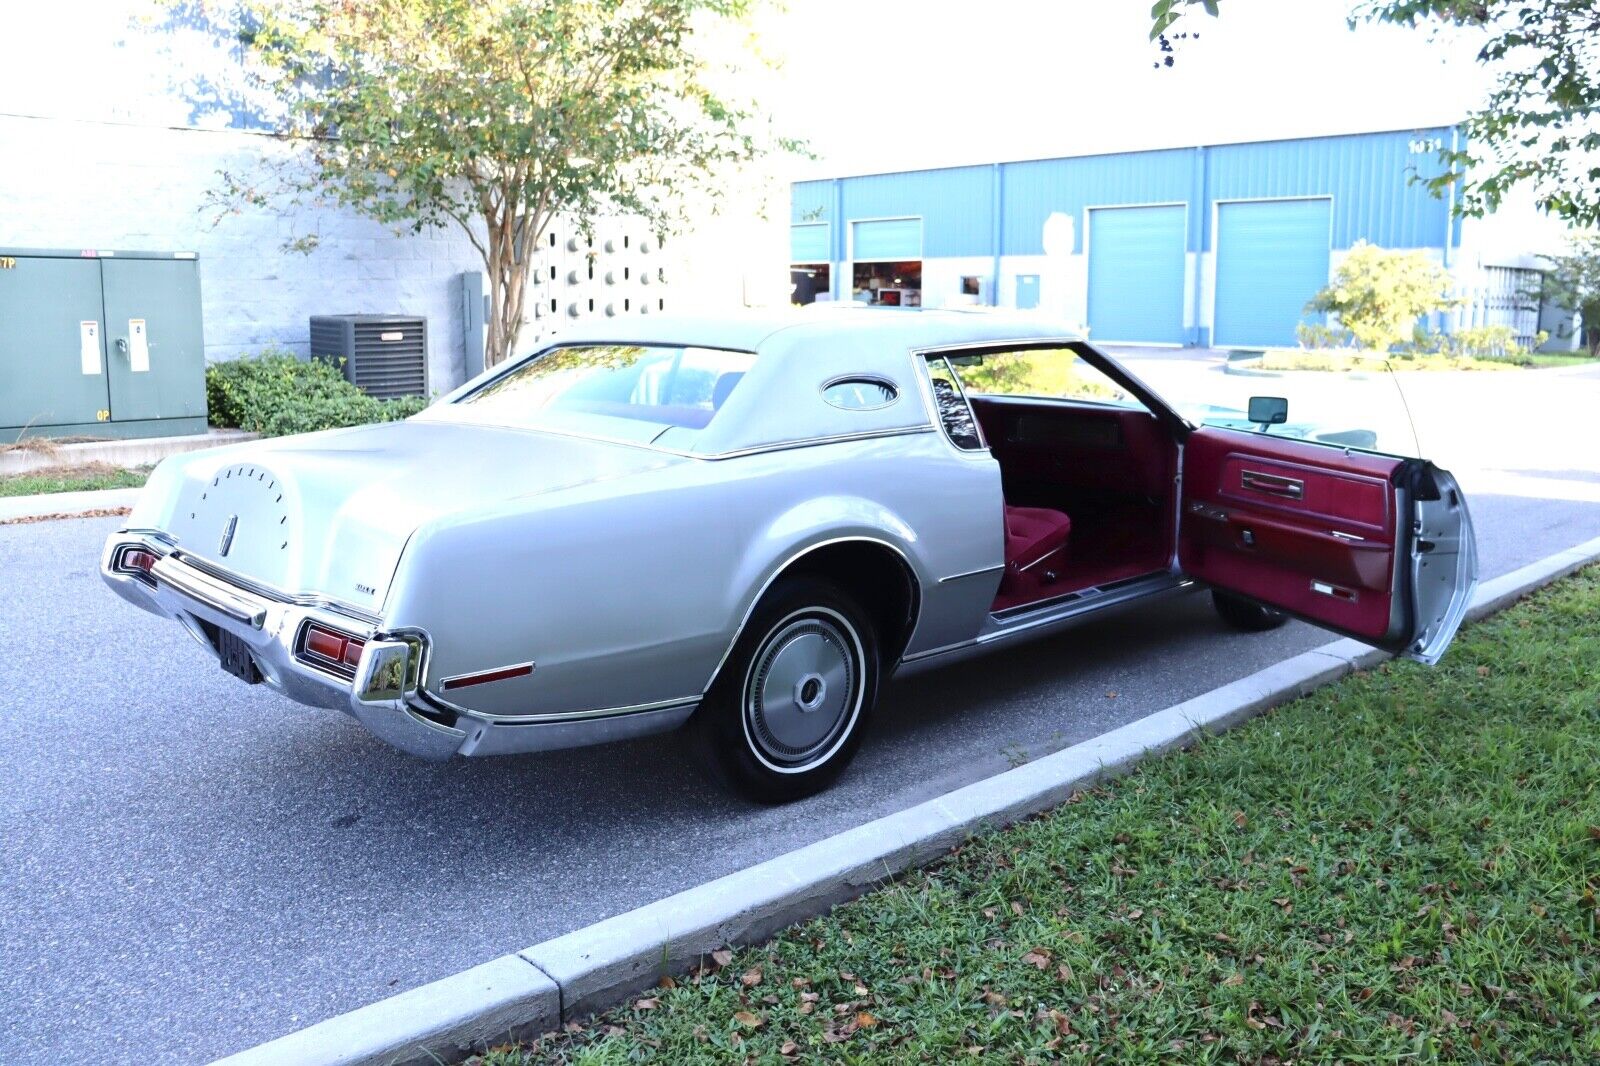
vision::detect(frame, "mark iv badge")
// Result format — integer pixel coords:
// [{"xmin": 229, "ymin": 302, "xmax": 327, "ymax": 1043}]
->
[{"xmin": 219, "ymin": 515, "xmax": 239, "ymax": 557}]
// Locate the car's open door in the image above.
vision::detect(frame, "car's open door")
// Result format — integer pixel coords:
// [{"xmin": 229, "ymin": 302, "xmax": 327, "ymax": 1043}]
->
[{"xmin": 1178, "ymin": 426, "xmax": 1477, "ymax": 663}]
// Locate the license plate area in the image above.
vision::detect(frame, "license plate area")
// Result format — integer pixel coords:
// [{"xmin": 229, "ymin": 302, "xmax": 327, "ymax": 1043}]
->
[{"xmin": 214, "ymin": 626, "xmax": 264, "ymax": 685}]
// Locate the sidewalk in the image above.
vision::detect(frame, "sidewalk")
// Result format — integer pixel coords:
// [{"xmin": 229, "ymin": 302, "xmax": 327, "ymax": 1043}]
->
[{"xmin": 0, "ymin": 487, "xmax": 143, "ymax": 523}]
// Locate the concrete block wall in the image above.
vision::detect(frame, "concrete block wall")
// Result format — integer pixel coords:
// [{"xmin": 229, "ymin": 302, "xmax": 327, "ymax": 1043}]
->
[{"xmin": 2, "ymin": 114, "xmax": 484, "ymax": 392}]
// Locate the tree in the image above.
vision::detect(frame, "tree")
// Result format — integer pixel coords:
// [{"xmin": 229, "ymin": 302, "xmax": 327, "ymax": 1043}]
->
[
  {"xmin": 1305, "ymin": 241, "xmax": 1457, "ymax": 351},
  {"xmin": 1541, "ymin": 232, "xmax": 1600, "ymax": 357},
  {"xmin": 1148, "ymin": 0, "xmax": 1600, "ymax": 228},
  {"xmin": 195, "ymin": 0, "xmax": 783, "ymax": 367}
]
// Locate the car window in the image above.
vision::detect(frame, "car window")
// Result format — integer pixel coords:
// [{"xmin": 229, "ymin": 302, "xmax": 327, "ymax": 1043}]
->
[
  {"xmin": 1156, "ymin": 352, "xmax": 1420, "ymax": 456},
  {"xmin": 924, "ymin": 358, "xmax": 984, "ymax": 450},
  {"xmin": 947, "ymin": 348, "xmax": 1140, "ymax": 408},
  {"xmin": 452, "ymin": 344, "xmax": 756, "ymax": 430},
  {"xmin": 822, "ymin": 376, "xmax": 898, "ymax": 410}
]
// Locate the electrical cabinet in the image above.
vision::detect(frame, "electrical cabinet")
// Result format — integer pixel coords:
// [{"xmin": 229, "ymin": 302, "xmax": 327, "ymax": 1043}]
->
[{"xmin": 0, "ymin": 249, "xmax": 207, "ymax": 442}]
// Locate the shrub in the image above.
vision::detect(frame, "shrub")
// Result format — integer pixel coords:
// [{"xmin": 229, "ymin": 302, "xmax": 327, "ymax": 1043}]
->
[
  {"xmin": 1305, "ymin": 242, "xmax": 1458, "ymax": 351},
  {"xmin": 1295, "ymin": 322, "xmax": 1352, "ymax": 350},
  {"xmin": 207, "ymin": 348, "xmax": 428, "ymax": 437}
]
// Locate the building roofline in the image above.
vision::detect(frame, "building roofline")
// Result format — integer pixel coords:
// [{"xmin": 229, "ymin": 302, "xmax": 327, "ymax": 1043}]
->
[{"xmin": 792, "ymin": 121, "xmax": 1463, "ymax": 186}]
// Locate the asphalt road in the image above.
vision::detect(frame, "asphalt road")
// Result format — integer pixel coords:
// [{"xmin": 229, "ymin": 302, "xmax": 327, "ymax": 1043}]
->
[{"xmin": 4, "ymin": 364, "xmax": 1599, "ymax": 1064}]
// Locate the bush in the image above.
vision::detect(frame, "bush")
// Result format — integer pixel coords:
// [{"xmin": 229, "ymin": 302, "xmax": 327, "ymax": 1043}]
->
[
  {"xmin": 1305, "ymin": 242, "xmax": 1458, "ymax": 351},
  {"xmin": 1396, "ymin": 325, "xmax": 1547, "ymax": 366},
  {"xmin": 1294, "ymin": 322, "xmax": 1352, "ymax": 350},
  {"xmin": 207, "ymin": 348, "xmax": 428, "ymax": 437}
]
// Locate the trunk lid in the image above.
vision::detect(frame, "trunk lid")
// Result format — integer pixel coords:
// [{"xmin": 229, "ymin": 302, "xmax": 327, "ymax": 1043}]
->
[{"xmin": 134, "ymin": 419, "xmax": 680, "ymax": 613}]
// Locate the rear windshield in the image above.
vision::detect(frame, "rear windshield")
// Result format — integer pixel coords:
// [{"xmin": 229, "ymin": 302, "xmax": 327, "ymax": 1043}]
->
[{"xmin": 453, "ymin": 344, "xmax": 757, "ymax": 430}]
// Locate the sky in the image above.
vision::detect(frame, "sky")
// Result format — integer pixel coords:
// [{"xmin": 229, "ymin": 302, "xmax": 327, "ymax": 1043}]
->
[{"xmin": 0, "ymin": 0, "xmax": 1497, "ymax": 179}]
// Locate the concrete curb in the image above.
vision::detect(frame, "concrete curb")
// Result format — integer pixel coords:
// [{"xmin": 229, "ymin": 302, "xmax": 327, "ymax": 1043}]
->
[
  {"xmin": 0, "ymin": 486, "xmax": 144, "ymax": 522},
  {"xmin": 213, "ymin": 534, "xmax": 1600, "ymax": 1066},
  {"xmin": 0, "ymin": 428, "xmax": 256, "ymax": 476}
]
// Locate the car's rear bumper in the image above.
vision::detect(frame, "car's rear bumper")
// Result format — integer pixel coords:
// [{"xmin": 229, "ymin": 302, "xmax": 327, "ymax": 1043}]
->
[{"xmin": 100, "ymin": 530, "xmax": 694, "ymax": 760}]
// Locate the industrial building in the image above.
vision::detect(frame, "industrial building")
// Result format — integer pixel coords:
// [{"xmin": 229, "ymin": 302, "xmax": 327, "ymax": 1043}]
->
[{"xmin": 790, "ymin": 126, "xmax": 1566, "ymax": 349}]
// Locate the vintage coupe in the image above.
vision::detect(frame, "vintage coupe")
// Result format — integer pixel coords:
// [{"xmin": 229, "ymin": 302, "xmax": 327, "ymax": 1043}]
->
[{"xmin": 103, "ymin": 311, "xmax": 1476, "ymax": 801}]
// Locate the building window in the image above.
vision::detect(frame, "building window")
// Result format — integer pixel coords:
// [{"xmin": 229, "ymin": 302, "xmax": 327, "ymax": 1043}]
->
[{"xmin": 790, "ymin": 263, "xmax": 831, "ymax": 305}]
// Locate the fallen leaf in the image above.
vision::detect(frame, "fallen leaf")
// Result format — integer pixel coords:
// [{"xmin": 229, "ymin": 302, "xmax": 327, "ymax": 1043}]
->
[
  {"xmin": 1233, "ymin": 810, "xmax": 1248, "ymax": 829},
  {"xmin": 1476, "ymin": 665, "xmax": 1490, "ymax": 677},
  {"xmin": 634, "ymin": 997, "xmax": 659, "ymax": 1010},
  {"xmin": 740, "ymin": 967, "xmax": 763, "ymax": 987},
  {"xmin": 779, "ymin": 1040, "xmax": 798, "ymax": 1056},
  {"xmin": 855, "ymin": 1011, "xmax": 880, "ymax": 1028},
  {"xmin": 711, "ymin": 949, "xmax": 733, "ymax": 968},
  {"xmin": 1223, "ymin": 974, "xmax": 1244, "ymax": 987},
  {"xmin": 657, "ymin": 975, "xmax": 676, "ymax": 990},
  {"xmin": 1021, "ymin": 949, "xmax": 1052, "ymax": 970},
  {"xmin": 732, "ymin": 1010, "xmax": 764, "ymax": 1029}
]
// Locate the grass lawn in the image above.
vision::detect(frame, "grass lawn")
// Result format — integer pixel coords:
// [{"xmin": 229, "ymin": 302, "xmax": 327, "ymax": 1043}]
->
[
  {"xmin": 1255, "ymin": 348, "xmax": 1600, "ymax": 373},
  {"xmin": 0, "ymin": 463, "xmax": 149, "ymax": 497},
  {"xmin": 1528, "ymin": 352, "xmax": 1600, "ymax": 369},
  {"xmin": 1256, "ymin": 349, "xmax": 1524, "ymax": 373},
  {"xmin": 494, "ymin": 568, "xmax": 1600, "ymax": 1064}
]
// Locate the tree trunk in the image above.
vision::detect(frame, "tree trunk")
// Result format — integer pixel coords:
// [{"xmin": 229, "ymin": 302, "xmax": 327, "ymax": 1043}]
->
[
  {"xmin": 1584, "ymin": 302, "xmax": 1600, "ymax": 360},
  {"xmin": 479, "ymin": 207, "xmax": 538, "ymax": 369}
]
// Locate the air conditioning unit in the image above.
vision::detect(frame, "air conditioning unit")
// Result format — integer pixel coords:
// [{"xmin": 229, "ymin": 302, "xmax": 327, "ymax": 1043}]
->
[{"xmin": 309, "ymin": 314, "xmax": 428, "ymax": 399}]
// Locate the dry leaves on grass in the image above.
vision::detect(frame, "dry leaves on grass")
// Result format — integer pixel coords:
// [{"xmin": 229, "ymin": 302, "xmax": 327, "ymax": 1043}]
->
[{"xmin": 0, "ymin": 506, "xmax": 131, "ymax": 526}]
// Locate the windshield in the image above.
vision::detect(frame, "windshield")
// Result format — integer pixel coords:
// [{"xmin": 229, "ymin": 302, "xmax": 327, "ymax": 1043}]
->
[{"xmin": 452, "ymin": 344, "xmax": 757, "ymax": 431}]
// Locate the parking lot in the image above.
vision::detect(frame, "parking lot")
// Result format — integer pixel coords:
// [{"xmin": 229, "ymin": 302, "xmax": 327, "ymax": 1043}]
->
[{"xmin": 3, "ymin": 357, "xmax": 1598, "ymax": 1063}]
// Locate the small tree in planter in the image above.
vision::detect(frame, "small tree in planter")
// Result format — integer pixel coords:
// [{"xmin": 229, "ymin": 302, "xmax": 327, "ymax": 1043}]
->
[
  {"xmin": 1542, "ymin": 232, "xmax": 1600, "ymax": 358},
  {"xmin": 1305, "ymin": 242, "xmax": 1458, "ymax": 352}
]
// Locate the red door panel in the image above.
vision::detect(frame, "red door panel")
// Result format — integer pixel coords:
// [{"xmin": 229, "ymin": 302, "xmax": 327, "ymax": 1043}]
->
[{"xmin": 1181, "ymin": 427, "xmax": 1406, "ymax": 642}]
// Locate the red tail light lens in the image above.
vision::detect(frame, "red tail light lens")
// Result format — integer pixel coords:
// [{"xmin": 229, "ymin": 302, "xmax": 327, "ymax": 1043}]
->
[
  {"xmin": 115, "ymin": 546, "xmax": 161, "ymax": 586},
  {"xmin": 300, "ymin": 623, "xmax": 368, "ymax": 675},
  {"xmin": 304, "ymin": 626, "xmax": 346, "ymax": 662}
]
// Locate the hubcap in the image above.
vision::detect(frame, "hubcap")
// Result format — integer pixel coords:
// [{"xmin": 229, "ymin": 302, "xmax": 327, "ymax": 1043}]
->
[{"xmin": 745, "ymin": 612, "xmax": 860, "ymax": 770}]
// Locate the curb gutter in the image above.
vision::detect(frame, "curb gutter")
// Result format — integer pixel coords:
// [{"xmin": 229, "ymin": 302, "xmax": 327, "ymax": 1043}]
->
[{"xmin": 215, "ymin": 533, "xmax": 1600, "ymax": 1066}]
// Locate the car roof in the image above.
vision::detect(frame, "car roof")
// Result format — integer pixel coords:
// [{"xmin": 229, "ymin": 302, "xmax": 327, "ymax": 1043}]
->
[{"xmin": 546, "ymin": 307, "xmax": 1086, "ymax": 355}]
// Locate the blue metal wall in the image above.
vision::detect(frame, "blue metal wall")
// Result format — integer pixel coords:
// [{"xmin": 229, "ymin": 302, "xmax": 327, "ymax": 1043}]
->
[{"xmin": 793, "ymin": 127, "xmax": 1458, "ymax": 260}]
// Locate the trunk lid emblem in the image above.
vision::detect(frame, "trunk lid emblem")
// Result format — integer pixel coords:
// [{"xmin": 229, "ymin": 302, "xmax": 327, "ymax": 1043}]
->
[{"xmin": 219, "ymin": 515, "xmax": 239, "ymax": 557}]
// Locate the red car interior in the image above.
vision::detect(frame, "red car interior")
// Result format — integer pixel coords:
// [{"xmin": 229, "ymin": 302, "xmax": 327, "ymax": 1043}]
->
[
  {"xmin": 1178, "ymin": 426, "xmax": 1407, "ymax": 640},
  {"xmin": 971, "ymin": 397, "xmax": 1176, "ymax": 612},
  {"xmin": 998, "ymin": 505, "xmax": 1074, "ymax": 604}
]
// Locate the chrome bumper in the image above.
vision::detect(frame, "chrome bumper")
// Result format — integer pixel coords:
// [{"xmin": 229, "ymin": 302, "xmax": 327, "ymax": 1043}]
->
[{"xmin": 101, "ymin": 531, "xmax": 694, "ymax": 761}]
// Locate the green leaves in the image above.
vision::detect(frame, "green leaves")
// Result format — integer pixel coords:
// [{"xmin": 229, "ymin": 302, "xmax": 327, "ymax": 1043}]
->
[
  {"xmin": 1305, "ymin": 242, "xmax": 1458, "ymax": 352},
  {"xmin": 206, "ymin": 350, "xmax": 426, "ymax": 437},
  {"xmin": 205, "ymin": 0, "xmax": 781, "ymax": 366},
  {"xmin": 1149, "ymin": 0, "xmax": 1219, "ymax": 40}
]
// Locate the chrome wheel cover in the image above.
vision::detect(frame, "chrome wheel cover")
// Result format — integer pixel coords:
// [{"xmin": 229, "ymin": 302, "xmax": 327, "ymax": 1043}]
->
[{"xmin": 742, "ymin": 607, "xmax": 864, "ymax": 774}]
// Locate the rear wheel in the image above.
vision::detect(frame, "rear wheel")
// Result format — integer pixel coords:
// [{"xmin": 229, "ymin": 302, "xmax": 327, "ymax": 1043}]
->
[
  {"xmin": 691, "ymin": 576, "xmax": 878, "ymax": 804},
  {"xmin": 1212, "ymin": 589, "xmax": 1289, "ymax": 632}
]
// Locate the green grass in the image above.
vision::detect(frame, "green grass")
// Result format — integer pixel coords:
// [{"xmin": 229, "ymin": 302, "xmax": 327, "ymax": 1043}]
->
[
  {"xmin": 0, "ymin": 463, "xmax": 149, "ymax": 497},
  {"xmin": 1256, "ymin": 349, "xmax": 1525, "ymax": 372},
  {"xmin": 492, "ymin": 569, "xmax": 1600, "ymax": 1064},
  {"xmin": 1527, "ymin": 352, "xmax": 1600, "ymax": 369}
]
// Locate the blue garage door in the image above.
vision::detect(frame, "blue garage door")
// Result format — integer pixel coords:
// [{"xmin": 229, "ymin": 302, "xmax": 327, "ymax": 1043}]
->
[
  {"xmin": 1087, "ymin": 205, "xmax": 1186, "ymax": 345},
  {"xmin": 1214, "ymin": 199, "xmax": 1332, "ymax": 348}
]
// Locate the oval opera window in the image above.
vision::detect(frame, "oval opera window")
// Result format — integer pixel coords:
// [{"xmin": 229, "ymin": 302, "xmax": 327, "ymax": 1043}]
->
[{"xmin": 821, "ymin": 376, "xmax": 899, "ymax": 411}]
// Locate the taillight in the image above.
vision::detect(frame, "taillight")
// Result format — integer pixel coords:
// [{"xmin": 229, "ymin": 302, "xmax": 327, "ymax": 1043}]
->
[
  {"xmin": 115, "ymin": 546, "xmax": 160, "ymax": 586},
  {"xmin": 299, "ymin": 622, "xmax": 367, "ymax": 675}
]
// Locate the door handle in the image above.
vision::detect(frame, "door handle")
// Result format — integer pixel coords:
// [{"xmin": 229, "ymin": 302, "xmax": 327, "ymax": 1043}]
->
[
  {"xmin": 1241, "ymin": 470, "xmax": 1304, "ymax": 499},
  {"xmin": 115, "ymin": 337, "xmax": 129, "ymax": 355}
]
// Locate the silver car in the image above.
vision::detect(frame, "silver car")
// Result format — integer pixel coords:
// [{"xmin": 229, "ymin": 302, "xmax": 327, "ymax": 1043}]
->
[{"xmin": 102, "ymin": 311, "xmax": 1476, "ymax": 802}]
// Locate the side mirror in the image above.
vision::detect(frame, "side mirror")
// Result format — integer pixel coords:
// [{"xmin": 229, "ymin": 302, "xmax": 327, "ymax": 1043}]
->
[{"xmin": 1247, "ymin": 395, "xmax": 1289, "ymax": 427}]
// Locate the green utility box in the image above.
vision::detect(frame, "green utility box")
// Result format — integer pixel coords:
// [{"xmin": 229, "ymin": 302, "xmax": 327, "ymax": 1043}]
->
[{"xmin": 0, "ymin": 248, "xmax": 208, "ymax": 443}]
